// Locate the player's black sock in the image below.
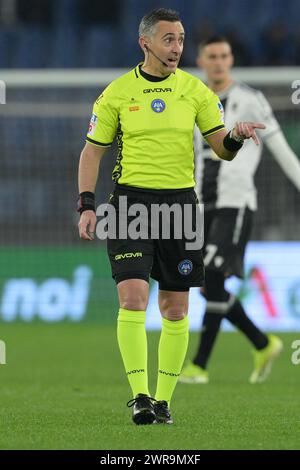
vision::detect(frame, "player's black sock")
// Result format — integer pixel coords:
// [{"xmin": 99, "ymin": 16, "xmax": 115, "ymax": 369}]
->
[
  {"xmin": 193, "ymin": 311, "xmax": 224, "ymax": 369},
  {"xmin": 193, "ymin": 270, "xmax": 229, "ymax": 369},
  {"xmin": 226, "ymin": 299, "xmax": 268, "ymax": 350}
]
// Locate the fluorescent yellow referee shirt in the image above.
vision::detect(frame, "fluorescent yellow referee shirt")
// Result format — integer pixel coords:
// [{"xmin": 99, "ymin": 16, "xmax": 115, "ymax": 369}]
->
[{"xmin": 87, "ymin": 64, "xmax": 225, "ymax": 189}]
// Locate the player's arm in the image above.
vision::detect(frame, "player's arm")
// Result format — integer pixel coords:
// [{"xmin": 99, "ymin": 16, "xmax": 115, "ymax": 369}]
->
[
  {"xmin": 252, "ymin": 90, "xmax": 300, "ymax": 191},
  {"xmin": 196, "ymin": 85, "xmax": 265, "ymax": 161},
  {"xmin": 265, "ymin": 130, "xmax": 300, "ymax": 191},
  {"xmin": 78, "ymin": 142, "xmax": 107, "ymax": 241},
  {"xmin": 205, "ymin": 122, "xmax": 266, "ymax": 161}
]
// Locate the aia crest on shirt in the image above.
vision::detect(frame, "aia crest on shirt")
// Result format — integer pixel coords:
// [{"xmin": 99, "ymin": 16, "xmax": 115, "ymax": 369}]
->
[{"xmin": 151, "ymin": 99, "xmax": 166, "ymax": 113}]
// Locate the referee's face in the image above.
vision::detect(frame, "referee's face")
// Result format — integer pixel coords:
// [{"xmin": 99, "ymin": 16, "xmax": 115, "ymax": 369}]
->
[
  {"xmin": 198, "ymin": 42, "xmax": 233, "ymax": 84},
  {"xmin": 147, "ymin": 21, "xmax": 185, "ymax": 74}
]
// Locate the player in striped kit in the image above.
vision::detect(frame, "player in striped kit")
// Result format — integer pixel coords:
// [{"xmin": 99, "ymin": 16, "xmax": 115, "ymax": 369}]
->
[{"xmin": 180, "ymin": 36, "xmax": 300, "ymax": 385}]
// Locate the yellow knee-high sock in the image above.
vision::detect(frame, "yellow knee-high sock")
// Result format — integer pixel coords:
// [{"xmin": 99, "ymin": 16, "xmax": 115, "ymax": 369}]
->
[
  {"xmin": 155, "ymin": 316, "xmax": 189, "ymax": 405},
  {"xmin": 117, "ymin": 308, "xmax": 149, "ymax": 398}
]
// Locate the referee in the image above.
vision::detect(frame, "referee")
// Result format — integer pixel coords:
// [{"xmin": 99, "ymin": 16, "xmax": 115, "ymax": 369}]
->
[{"xmin": 77, "ymin": 9, "xmax": 265, "ymax": 425}]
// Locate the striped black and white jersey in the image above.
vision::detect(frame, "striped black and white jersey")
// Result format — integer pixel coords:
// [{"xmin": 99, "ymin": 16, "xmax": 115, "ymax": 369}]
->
[{"xmin": 194, "ymin": 82, "xmax": 280, "ymax": 211}]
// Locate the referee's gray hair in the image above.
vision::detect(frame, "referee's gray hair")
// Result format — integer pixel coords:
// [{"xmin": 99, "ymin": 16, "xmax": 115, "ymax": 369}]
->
[{"xmin": 139, "ymin": 8, "xmax": 181, "ymax": 38}]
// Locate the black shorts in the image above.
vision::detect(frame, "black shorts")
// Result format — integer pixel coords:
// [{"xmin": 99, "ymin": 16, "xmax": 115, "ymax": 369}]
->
[
  {"xmin": 106, "ymin": 185, "xmax": 204, "ymax": 291},
  {"xmin": 203, "ymin": 207, "xmax": 253, "ymax": 278}
]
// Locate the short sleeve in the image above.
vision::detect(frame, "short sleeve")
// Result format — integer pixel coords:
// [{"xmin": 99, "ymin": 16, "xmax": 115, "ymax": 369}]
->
[
  {"xmin": 251, "ymin": 91, "xmax": 280, "ymax": 140},
  {"xmin": 196, "ymin": 86, "xmax": 225, "ymax": 138},
  {"xmin": 86, "ymin": 82, "xmax": 119, "ymax": 147}
]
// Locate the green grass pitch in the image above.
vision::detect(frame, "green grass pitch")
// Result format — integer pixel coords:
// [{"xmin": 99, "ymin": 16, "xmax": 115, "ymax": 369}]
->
[{"xmin": 0, "ymin": 324, "xmax": 299, "ymax": 450}]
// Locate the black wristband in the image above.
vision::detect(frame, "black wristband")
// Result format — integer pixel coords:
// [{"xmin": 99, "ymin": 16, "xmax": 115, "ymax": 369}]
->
[
  {"xmin": 77, "ymin": 191, "xmax": 95, "ymax": 214},
  {"xmin": 223, "ymin": 131, "xmax": 244, "ymax": 152}
]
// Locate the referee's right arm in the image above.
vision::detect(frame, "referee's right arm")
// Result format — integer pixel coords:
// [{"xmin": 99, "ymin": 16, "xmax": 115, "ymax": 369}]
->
[
  {"xmin": 78, "ymin": 142, "xmax": 106, "ymax": 194},
  {"xmin": 78, "ymin": 142, "xmax": 107, "ymax": 241}
]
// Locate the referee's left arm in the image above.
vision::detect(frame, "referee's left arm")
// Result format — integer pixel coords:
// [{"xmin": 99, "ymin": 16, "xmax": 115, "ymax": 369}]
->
[{"xmin": 205, "ymin": 122, "xmax": 266, "ymax": 161}]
